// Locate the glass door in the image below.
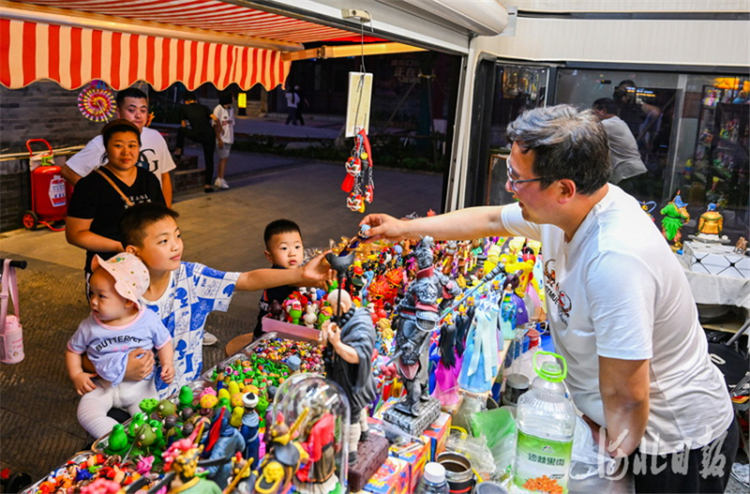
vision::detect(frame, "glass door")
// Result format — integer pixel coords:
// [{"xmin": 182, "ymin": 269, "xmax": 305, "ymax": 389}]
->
[{"xmin": 487, "ymin": 63, "xmax": 550, "ymax": 205}]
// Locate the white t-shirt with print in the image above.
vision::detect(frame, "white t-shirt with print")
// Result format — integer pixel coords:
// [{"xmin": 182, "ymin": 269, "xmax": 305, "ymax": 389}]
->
[
  {"xmin": 213, "ymin": 105, "xmax": 235, "ymax": 144},
  {"xmin": 501, "ymin": 185, "xmax": 733, "ymax": 454},
  {"xmin": 141, "ymin": 262, "xmax": 240, "ymax": 399},
  {"xmin": 67, "ymin": 127, "xmax": 177, "ymax": 185}
]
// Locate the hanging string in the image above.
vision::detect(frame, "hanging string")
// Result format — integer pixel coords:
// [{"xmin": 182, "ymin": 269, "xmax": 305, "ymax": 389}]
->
[
  {"xmin": 359, "ymin": 18, "xmax": 367, "ymax": 75},
  {"xmin": 353, "ymin": 18, "xmax": 367, "ymax": 134}
]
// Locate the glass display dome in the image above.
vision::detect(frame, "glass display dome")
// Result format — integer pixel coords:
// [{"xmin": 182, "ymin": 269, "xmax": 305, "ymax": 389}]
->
[{"xmin": 273, "ymin": 373, "xmax": 351, "ymax": 494}]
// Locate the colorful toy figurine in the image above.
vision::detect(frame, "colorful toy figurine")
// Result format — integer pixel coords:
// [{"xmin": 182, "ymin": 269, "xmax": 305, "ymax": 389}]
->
[
  {"xmin": 388, "ymin": 237, "xmax": 459, "ymax": 420},
  {"xmin": 203, "ymin": 407, "xmax": 246, "ymax": 489},
  {"xmin": 433, "ymin": 317, "xmax": 461, "ymax": 407},
  {"xmin": 240, "ymin": 392, "xmax": 261, "ymax": 469},
  {"xmin": 698, "ymin": 203, "xmax": 723, "ymax": 236},
  {"xmin": 149, "ymin": 440, "xmax": 222, "ymax": 494},
  {"xmin": 253, "ymin": 411, "xmax": 309, "ymax": 494},
  {"xmin": 320, "ymin": 289, "xmax": 378, "ymax": 464},
  {"xmin": 295, "ymin": 404, "xmax": 338, "ymax": 493},
  {"xmin": 459, "ymin": 295, "xmax": 501, "ymax": 394},
  {"xmin": 661, "ymin": 191, "xmax": 690, "ymax": 251}
]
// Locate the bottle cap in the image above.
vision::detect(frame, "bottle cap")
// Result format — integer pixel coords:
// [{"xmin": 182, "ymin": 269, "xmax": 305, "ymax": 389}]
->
[
  {"xmin": 533, "ymin": 350, "xmax": 567, "ymax": 382},
  {"xmin": 423, "ymin": 462, "xmax": 446, "ymax": 484}
]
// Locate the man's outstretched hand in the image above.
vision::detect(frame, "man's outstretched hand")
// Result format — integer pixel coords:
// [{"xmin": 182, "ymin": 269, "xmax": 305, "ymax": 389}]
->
[{"xmin": 360, "ymin": 213, "xmax": 411, "ymax": 242}]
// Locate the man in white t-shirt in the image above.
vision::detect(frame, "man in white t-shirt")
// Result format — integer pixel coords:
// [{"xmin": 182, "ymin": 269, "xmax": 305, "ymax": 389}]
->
[
  {"xmin": 61, "ymin": 87, "xmax": 177, "ymax": 206},
  {"xmin": 361, "ymin": 105, "xmax": 738, "ymax": 493},
  {"xmin": 285, "ymin": 87, "xmax": 301, "ymax": 125},
  {"xmin": 212, "ymin": 92, "xmax": 235, "ymax": 190}
]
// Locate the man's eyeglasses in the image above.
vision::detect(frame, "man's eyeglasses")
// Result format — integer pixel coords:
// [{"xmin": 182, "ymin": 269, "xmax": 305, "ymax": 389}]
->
[{"xmin": 506, "ymin": 161, "xmax": 545, "ymax": 192}]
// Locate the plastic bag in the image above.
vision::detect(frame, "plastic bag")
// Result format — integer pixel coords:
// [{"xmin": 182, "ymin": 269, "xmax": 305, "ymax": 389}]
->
[
  {"xmin": 446, "ymin": 427, "xmax": 497, "ymax": 478},
  {"xmin": 570, "ymin": 415, "xmax": 616, "ymax": 480}
]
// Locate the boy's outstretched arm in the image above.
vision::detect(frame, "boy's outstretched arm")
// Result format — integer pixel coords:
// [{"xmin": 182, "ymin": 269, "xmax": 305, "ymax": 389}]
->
[{"xmin": 235, "ymin": 252, "xmax": 333, "ymax": 292}]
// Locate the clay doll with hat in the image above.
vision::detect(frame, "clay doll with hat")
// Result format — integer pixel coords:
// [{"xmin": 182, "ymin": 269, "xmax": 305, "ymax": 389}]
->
[{"xmin": 65, "ymin": 252, "xmax": 174, "ymax": 439}]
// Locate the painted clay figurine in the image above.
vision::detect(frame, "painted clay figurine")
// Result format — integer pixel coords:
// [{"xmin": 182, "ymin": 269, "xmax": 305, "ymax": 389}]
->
[
  {"xmin": 239, "ymin": 392, "xmax": 261, "ymax": 470},
  {"xmin": 295, "ymin": 404, "xmax": 338, "ymax": 493},
  {"xmin": 320, "ymin": 289, "xmax": 378, "ymax": 464},
  {"xmin": 203, "ymin": 407, "xmax": 245, "ymax": 489},
  {"xmin": 661, "ymin": 192, "xmax": 690, "ymax": 251},
  {"xmin": 698, "ymin": 203, "xmax": 723, "ymax": 236},
  {"xmin": 391, "ymin": 236, "xmax": 458, "ymax": 416}
]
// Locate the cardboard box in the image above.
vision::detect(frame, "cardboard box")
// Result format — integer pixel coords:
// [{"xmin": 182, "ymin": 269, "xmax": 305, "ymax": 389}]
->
[
  {"xmin": 363, "ymin": 456, "xmax": 410, "ymax": 494},
  {"xmin": 390, "ymin": 435, "xmax": 431, "ymax": 493},
  {"xmin": 423, "ymin": 412, "xmax": 452, "ymax": 461},
  {"xmin": 682, "ymin": 241, "xmax": 750, "ymax": 279}
]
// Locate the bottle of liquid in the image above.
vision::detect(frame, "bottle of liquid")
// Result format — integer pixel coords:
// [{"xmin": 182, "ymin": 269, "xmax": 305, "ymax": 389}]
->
[
  {"xmin": 416, "ymin": 462, "xmax": 450, "ymax": 494},
  {"xmin": 513, "ymin": 351, "xmax": 575, "ymax": 494}
]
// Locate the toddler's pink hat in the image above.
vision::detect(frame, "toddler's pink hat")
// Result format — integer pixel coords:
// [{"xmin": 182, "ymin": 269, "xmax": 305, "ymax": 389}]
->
[{"xmin": 92, "ymin": 252, "xmax": 150, "ymax": 308}]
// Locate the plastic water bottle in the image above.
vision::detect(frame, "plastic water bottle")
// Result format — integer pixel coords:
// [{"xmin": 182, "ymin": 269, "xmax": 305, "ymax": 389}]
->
[
  {"xmin": 416, "ymin": 462, "xmax": 449, "ymax": 494},
  {"xmin": 513, "ymin": 351, "xmax": 575, "ymax": 493}
]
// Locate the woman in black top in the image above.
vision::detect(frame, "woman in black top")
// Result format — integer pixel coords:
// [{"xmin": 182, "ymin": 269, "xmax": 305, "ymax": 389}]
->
[{"xmin": 66, "ymin": 119, "xmax": 165, "ymax": 275}]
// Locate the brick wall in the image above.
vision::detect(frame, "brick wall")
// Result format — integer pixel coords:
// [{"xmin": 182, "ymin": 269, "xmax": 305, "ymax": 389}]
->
[
  {"xmin": 0, "ymin": 159, "xmax": 30, "ymax": 232},
  {"xmin": 0, "ymin": 81, "xmax": 105, "ymax": 154}
]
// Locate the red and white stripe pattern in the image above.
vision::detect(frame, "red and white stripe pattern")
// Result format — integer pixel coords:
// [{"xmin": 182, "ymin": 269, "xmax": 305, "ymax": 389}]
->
[
  {"xmin": 0, "ymin": 18, "xmax": 290, "ymax": 90},
  {"xmin": 25, "ymin": 0, "xmax": 355, "ymax": 44}
]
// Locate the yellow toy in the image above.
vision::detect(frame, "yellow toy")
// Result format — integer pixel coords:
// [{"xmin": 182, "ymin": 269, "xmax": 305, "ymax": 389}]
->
[{"xmin": 483, "ymin": 245, "xmax": 502, "ymax": 275}]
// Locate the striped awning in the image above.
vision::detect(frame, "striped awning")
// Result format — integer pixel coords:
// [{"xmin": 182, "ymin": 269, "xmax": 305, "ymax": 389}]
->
[
  {"xmin": 0, "ymin": 0, "xmax": 358, "ymax": 91},
  {"xmin": 23, "ymin": 0, "xmax": 356, "ymax": 44},
  {"xmin": 0, "ymin": 17, "xmax": 289, "ymax": 90}
]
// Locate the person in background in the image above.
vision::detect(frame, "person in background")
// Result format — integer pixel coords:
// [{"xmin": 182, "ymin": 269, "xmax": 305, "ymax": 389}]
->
[
  {"xmin": 592, "ymin": 98, "xmax": 648, "ymax": 198},
  {"xmin": 361, "ymin": 105, "xmax": 738, "ymax": 494},
  {"xmin": 174, "ymin": 91, "xmax": 221, "ymax": 193},
  {"xmin": 613, "ymin": 79, "xmax": 643, "ymax": 137},
  {"xmin": 61, "ymin": 87, "xmax": 175, "ymax": 207},
  {"xmin": 285, "ymin": 86, "xmax": 301, "ymax": 125},
  {"xmin": 293, "ymin": 85, "xmax": 308, "ymax": 126},
  {"xmin": 212, "ymin": 92, "xmax": 235, "ymax": 190}
]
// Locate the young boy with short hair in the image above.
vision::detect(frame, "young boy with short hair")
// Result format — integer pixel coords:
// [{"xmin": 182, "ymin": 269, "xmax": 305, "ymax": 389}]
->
[
  {"xmin": 61, "ymin": 87, "xmax": 176, "ymax": 206},
  {"xmin": 253, "ymin": 219, "xmax": 305, "ymax": 339},
  {"xmin": 118, "ymin": 204, "xmax": 330, "ymax": 399}
]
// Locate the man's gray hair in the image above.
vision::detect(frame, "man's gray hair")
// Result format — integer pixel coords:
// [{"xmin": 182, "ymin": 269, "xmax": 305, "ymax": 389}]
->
[{"xmin": 507, "ymin": 105, "xmax": 611, "ymax": 195}]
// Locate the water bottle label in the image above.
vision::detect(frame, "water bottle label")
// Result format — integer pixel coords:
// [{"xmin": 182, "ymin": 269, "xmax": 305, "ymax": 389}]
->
[{"xmin": 513, "ymin": 430, "xmax": 572, "ymax": 493}]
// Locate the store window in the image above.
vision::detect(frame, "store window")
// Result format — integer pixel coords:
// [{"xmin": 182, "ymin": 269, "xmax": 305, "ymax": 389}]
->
[
  {"xmin": 675, "ymin": 75, "xmax": 749, "ymax": 240},
  {"xmin": 556, "ymin": 69, "xmax": 679, "ymax": 203},
  {"xmin": 556, "ymin": 69, "xmax": 749, "ymax": 240},
  {"xmin": 487, "ymin": 63, "xmax": 549, "ymax": 205}
]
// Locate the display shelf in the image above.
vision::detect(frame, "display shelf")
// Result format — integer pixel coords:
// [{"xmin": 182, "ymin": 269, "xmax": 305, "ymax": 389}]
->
[{"xmin": 685, "ymin": 83, "xmax": 749, "ymax": 235}]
